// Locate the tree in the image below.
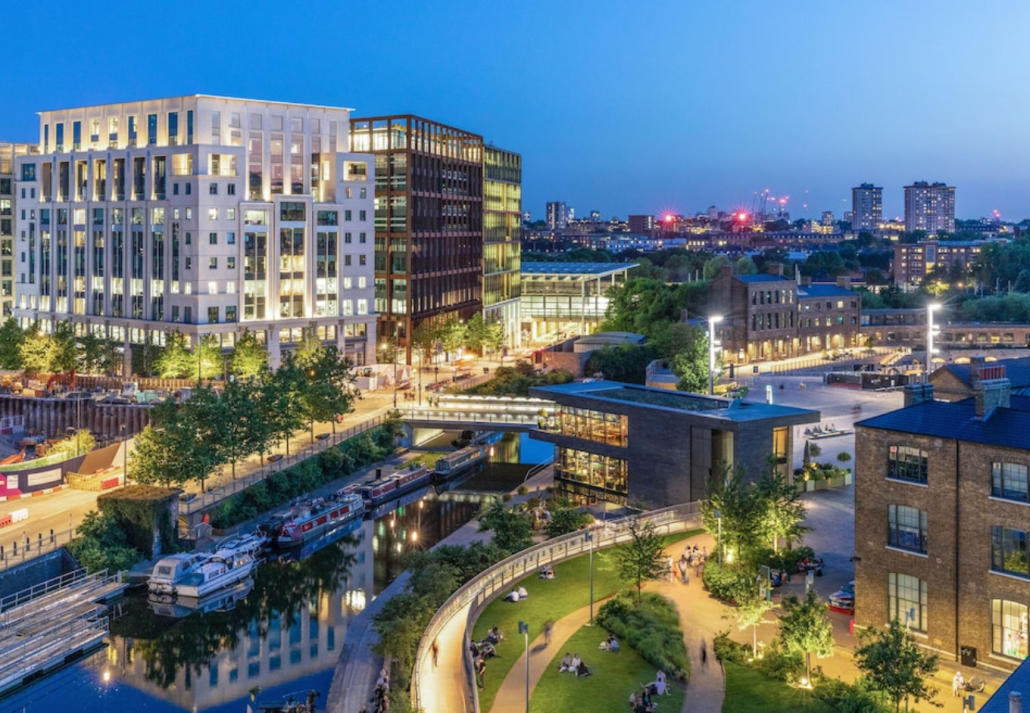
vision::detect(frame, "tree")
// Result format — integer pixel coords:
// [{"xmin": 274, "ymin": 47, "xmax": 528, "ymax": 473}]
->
[
  {"xmin": 779, "ymin": 588, "xmax": 834, "ymax": 685},
  {"xmin": 477, "ymin": 499, "xmax": 533, "ymax": 554},
  {"xmin": 855, "ymin": 618, "xmax": 939, "ymax": 713},
  {"xmin": 0, "ymin": 319, "xmax": 25, "ymax": 369},
  {"xmin": 702, "ymin": 465, "xmax": 766, "ymax": 570},
  {"xmin": 734, "ymin": 583, "xmax": 773, "ymax": 658},
  {"xmin": 154, "ymin": 331, "xmax": 194, "ymax": 378},
  {"xmin": 49, "ymin": 429, "xmax": 96, "ymax": 459},
  {"xmin": 703, "ymin": 255, "xmax": 730, "ymax": 281},
  {"xmin": 131, "ymin": 340, "xmax": 163, "ymax": 377},
  {"xmin": 482, "ymin": 317, "xmax": 505, "ymax": 357},
  {"xmin": 66, "ymin": 511, "xmax": 142, "ymax": 574},
  {"xmin": 583, "ymin": 344, "xmax": 660, "ymax": 384},
  {"xmin": 465, "ymin": 313, "xmax": 489, "ymax": 354},
  {"xmin": 301, "ymin": 346, "xmax": 358, "ymax": 436},
  {"xmin": 612, "ymin": 518, "xmax": 665, "ymax": 604},
  {"xmin": 734, "ymin": 256, "xmax": 758, "ymax": 275},
  {"xmin": 260, "ymin": 353, "xmax": 307, "ymax": 457},
  {"xmin": 220, "ymin": 379, "xmax": 270, "ymax": 479},
  {"xmin": 231, "ymin": 329, "xmax": 268, "ymax": 380},
  {"xmin": 439, "ymin": 317, "xmax": 467, "ymax": 356},
  {"xmin": 195, "ymin": 334, "xmax": 223, "ymax": 380},
  {"xmin": 756, "ymin": 466, "xmax": 808, "ymax": 552},
  {"xmin": 670, "ymin": 325, "xmax": 709, "ymax": 393},
  {"xmin": 77, "ymin": 332, "xmax": 117, "ymax": 375},
  {"xmin": 544, "ymin": 507, "xmax": 591, "ymax": 538},
  {"xmin": 294, "ymin": 326, "xmax": 323, "ymax": 367},
  {"xmin": 20, "ymin": 321, "xmax": 77, "ymax": 374},
  {"xmin": 410, "ymin": 321, "xmax": 439, "ymax": 369}
]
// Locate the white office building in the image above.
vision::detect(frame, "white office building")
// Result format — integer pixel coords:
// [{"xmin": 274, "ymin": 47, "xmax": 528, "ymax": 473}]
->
[{"xmin": 12, "ymin": 95, "xmax": 377, "ymax": 371}]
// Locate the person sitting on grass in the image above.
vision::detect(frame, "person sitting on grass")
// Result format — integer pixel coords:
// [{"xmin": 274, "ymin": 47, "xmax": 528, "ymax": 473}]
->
[
  {"xmin": 517, "ymin": 585, "xmax": 528, "ymax": 599},
  {"xmin": 487, "ymin": 626, "xmax": 504, "ymax": 644},
  {"xmin": 570, "ymin": 653, "xmax": 582, "ymax": 673},
  {"xmin": 558, "ymin": 653, "xmax": 574, "ymax": 673},
  {"xmin": 600, "ymin": 633, "xmax": 620, "ymax": 652},
  {"xmin": 539, "ymin": 564, "xmax": 555, "ymax": 579},
  {"xmin": 505, "ymin": 588, "xmax": 521, "ymax": 603},
  {"xmin": 575, "ymin": 657, "xmax": 592, "ymax": 677}
]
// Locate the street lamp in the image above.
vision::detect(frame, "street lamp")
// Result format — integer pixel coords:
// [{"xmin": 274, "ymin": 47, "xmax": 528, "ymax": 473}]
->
[
  {"xmin": 708, "ymin": 315, "xmax": 723, "ymax": 395},
  {"xmin": 925, "ymin": 303, "xmax": 941, "ymax": 381},
  {"xmin": 714, "ymin": 508, "xmax": 722, "ymax": 572},
  {"xmin": 518, "ymin": 621, "xmax": 530, "ymax": 713},
  {"xmin": 584, "ymin": 529, "xmax": 595, "ymax": 624}
]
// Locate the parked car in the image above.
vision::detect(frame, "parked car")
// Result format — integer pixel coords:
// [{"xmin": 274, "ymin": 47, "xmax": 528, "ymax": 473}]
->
[{"xmin": 830, "ymin": 580, "xmax": 855, "ymax": 610}]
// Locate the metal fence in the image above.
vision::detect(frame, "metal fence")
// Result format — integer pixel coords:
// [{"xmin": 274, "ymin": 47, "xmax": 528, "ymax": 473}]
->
[
  {"xmin": 400, "ymin": 408, "xmax": 541, "ymax": 427},
  {"xmin": 181, "ymin": 414, "xmax": 387, "ymax": 515},
  {"xmin": 0, "ymin": 525, "xmax": 76, "ymax": 574},
  {"xmin": 410, "ymin": 501, "xmax": 703, "ymax": 713}
]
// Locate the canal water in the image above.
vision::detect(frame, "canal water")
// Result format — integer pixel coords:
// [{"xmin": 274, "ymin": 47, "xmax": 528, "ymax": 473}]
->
[{"xmin": 1, "ymin": 433, "xmax": 552, "ymax": 713}]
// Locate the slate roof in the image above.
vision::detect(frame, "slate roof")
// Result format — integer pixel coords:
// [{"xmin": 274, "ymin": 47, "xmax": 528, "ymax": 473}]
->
[
  {"xmin": 937, "ymin": 357, "xmax": 1030, "ymax": 389},
  {"xmin": 857, "ymin": 395, "xmax": 1030, "ymax": 449},
  {"xmin": 734, "ymin": 274, "xmax": 791, "ymax": 283}
]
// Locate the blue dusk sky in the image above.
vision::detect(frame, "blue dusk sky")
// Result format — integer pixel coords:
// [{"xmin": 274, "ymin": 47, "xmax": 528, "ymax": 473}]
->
[{"xmin": 4, "ymin": 0, "xmax": 1029, "ymax": 222}]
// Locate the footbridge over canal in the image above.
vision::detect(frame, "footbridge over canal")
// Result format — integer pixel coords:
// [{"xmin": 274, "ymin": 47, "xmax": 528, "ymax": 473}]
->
[{"xmin": 398, "ymin": 395, "xmax": 555, "ymax": 446}]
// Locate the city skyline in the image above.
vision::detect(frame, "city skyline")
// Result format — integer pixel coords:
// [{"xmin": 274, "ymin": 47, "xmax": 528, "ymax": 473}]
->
[{"xmin": 4, "ymin": 1, "xmax": 1030, "ymax": 222}]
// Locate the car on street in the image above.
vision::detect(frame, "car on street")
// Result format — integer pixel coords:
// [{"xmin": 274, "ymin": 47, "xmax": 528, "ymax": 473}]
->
[{"xmin": 829, "ymin": 580, "xmax": 855, "ymax": 610}]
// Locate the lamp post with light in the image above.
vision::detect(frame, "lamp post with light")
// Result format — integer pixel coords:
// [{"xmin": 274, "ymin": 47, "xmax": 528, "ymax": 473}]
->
[
  {"xmin": 708, "ymin": 315, "xmax": 723, "ymax": 395},
  {"xmin": 926, "ymin": 303, "xmax": 941, "ymax": 381}
]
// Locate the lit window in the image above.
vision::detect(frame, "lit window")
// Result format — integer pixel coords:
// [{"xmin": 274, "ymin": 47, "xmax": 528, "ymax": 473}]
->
[
  {"xmin": 208, "ymin": 281, "xmax": 218, "ymax": 294},
  {"xmin": 993, "ymin": 600, "xmax": 1029, "ymax": 660},
  {"xmin": 887, "ymin": 573, "xmax": 926, "ymax": 632},
  {"xmin": 208, "ymin": 208, "xmax": 218, "ymax": 221}
]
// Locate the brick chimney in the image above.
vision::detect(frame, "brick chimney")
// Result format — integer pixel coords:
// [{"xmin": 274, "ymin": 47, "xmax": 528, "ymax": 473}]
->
[
  {"xmin": 800, "ymin": 275, "xmax": 812, "ymax": 287},
  {"xmin": 766, "ymin": 262, "xmax": 784, "ymax": 276},
  {"xmin": 903, "ymin": 382, "xmax": 934, "ymax": 407},
  {"xmin": 974, "ymin": 373, "xmax": 1011, "ymax": 421},
  {"xmin": 721, "ymin": 264, "xmax": 733, "ymax": 278},
  {"xmin": 836, "ymin": 275, "xmax": 852, "ymax": 289}
]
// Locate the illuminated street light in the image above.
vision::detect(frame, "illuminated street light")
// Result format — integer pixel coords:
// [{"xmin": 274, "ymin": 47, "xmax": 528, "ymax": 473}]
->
[
  {"xmin": 708, "ymin": 316, "xmax": 723, "ymax": 395},
  {"xmin": 926, "ymin": 303, "xmax": 941, "ymax": 381}
]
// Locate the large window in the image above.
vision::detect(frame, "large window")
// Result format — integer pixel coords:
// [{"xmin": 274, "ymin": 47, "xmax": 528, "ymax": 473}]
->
[
  {"xmin": 992, "ymin": 462, "xmax": 1029, "ymax": 503},
  {"xmin": 993, "ymin": 600, "xmax": 1029, "ymax": 660},
  {"xmin": 554, "ymin": 406, "xmax": 628, "ymax": 447},
  {"xmin": 888, "ymin": 505, "xmax": 927, "ymax": 553},
  {"xmin": 555, "ymin": 447, "xmax": 628, "ymax": 505},
  {"xmin": 888, "ymin": 573, "xmax": 927, "ymax": 632},
  {"xmin": 887, "ymin": 446, "xmax": 928, "ymax": 484},
  {"xmin": 992, "ymin": 526, "xmax": 1030, "ymax": 578}
]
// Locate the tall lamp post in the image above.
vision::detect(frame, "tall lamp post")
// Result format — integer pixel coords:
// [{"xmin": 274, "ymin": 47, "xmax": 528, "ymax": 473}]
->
[
  {"xmin": 585, "ymin": 529, "xmax": 595, "ymax": 624},
  {"xmin": 518, "ymin": 621, "xmax": 530, "ymax": 713},
  {"xmin": 708, "ymin": 315, "xmax": 723, "ymax": 395},
  {"xmin": 925, "ymin": 303, "xmax": 941, "ymax": 382}
]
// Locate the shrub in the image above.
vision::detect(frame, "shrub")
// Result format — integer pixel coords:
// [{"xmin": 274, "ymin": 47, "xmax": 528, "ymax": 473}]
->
[
  {"xmin": 596, "ymin": 592, "xmax": 689, "ymax": 680},
  {"xmin": 713, "ymin": 630, "xmax": 749, "ymax": 665},
  {"xmin": 813, "ymin": 678, "xmax": 890, "ymax": 713},
  {"xmin": 67, "ymin": 511, "xmax": 143, "ymax": 574},
  {"xmin": 702, "ymin": 565, "xmax": 753, "ymax": 603},
  {"xmin": 767, "ymin": 545, "xmax": 816, "ymax": 573},
  {"xmin": 752, "ymin": 641, "xmax": 803, "ymax": 681}
]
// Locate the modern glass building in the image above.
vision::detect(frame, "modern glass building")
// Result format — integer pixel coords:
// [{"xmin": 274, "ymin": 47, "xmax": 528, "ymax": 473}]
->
[{"xmin": 483, "ymin": 146, "xmax": 522, "ymax": 349}]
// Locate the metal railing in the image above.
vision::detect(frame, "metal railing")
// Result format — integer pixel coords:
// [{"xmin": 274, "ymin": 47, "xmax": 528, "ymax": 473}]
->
[
  {"xmin": 410, "ymin": 501, "xmax": 703, "ymax": 713},
  {"xmin": 0, "ymin": 526, "xmax": 76, "ymax": 574},
  {"xmin": 400, "ymin": 408, "xmax": 542, "ymax": 426},
  {"xmin": 181, "ymin": 414, "xmax": 387, "ymax": 515}
]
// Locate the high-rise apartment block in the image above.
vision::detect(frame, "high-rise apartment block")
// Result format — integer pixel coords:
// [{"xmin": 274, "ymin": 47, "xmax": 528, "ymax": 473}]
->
[
  {"xmin": 483, "ymin": 147, "xmax": 522, "ymax": 348},
  {"xmin": 546, "ymin": 201, "xmax": 568, "ymax": 230},
  {"xmin": 12, "ymin": 96, "xmax": 378, "ymax": 369},
  {"xmin": 851, "ymin": 183, "xmax": 882, "ymax": 232},
  {"xmin": 627, "ymin": 214, "xmax": 655, "ymax": 236},
  {"xmin": 350, "ymin": 116, "xmax": 484, "ymax": 360},
  {"xmin": 904, "ymin": 181, "xmax": 955, "ymax": 234},
  {"xmin": 1, "ymin": 143, "xmax": 36, "ymax": 320}
]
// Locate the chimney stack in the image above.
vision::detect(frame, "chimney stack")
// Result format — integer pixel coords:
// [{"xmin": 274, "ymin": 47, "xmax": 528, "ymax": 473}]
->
[
  {"xmin": 766, "ymin": 262, "xmax": 784, "ymax": 276},
  {"xmin": 903, "ymin": 383, "xmax": 935, "ymax": 408},
  {"xmin": 800, "ymin": 275, "xmax": 812, "ymax": 287},
  {"xmin": 721, "ymin": 264, "xmax": 733, "ymax": 278},
  {"xmin": 836, "ymin": 275, "xmax": 853, "ymax": 290}
]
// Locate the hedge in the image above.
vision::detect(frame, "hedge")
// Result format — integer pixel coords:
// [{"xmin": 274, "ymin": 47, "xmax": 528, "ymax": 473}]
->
[{"xmin": 596, "ymin": 591, "xmax": 690, "ymax": 680}]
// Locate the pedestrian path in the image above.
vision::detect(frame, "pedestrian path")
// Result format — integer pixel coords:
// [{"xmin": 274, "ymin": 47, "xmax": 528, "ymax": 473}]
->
[{"xmin": 487, "ymin": 532, "xmax": 726, "ymax": 713}]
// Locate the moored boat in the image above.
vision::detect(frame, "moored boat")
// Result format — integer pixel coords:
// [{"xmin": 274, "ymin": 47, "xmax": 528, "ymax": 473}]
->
[
  {"xmin": 268, "ymin": 491, "xmax": 363, "ymax": 549},
  {"xmin": 148, "ymin": 553, "xmax": 209, "ymax": 594},
  {"xmin": 359, "ymin": 463, "xmax": 432, "ymax": 509},
  {"xmin": 149, "ymin": 578, "xmax": 253, "ymax": 618},
  {"xmin": 174, "ymin": 548, "xmax": 255, "ymax": 598},
  {"xmin": 433, "ymin": 445, "xmax": 489, "ymax": 483}
]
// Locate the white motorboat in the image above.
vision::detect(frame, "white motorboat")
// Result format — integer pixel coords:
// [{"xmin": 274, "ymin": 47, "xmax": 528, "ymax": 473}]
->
[
  {"xmin": 218, "ymin": 530, "xmax": 267, "ymax": 557},
  {"xmin": 174, "ymin": 548, "xmax": 255, "ymax": 598},
  {"xmin": 148, "ymin": 553, "xmax": 209, "ymax": 594}
]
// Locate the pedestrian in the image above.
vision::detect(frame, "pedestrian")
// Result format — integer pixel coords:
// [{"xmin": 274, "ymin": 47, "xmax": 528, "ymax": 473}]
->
[
  {"xmin": 701, "ymin": 639, "xmax": 708, "ymax": 668},
  {"xmin": 431, "ymin": 639, "xmax": 439, "ymax": 668},
  {"xmin": 677, "ymin": 556, "xmax": 688, "ymax": 583},
  {"xmin": 544, "ymin": 618, "xmax": 554, "ymax": 646}
]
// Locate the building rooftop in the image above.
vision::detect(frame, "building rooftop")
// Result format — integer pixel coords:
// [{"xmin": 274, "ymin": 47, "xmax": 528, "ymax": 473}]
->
[
  {"xmin": 39, "ymin": 94, "xmax": 356, "ymax": 114},
  {"xmin": 936, "ymin": 358, "xmax": 1030, "ymax": 389},
  {"xmin": 533, "ymin": 381, "xmax": 819, "ymax": 423},
  {"xmin": 522, "ymin": 262, "xmax": 638, "ymax": 277},
  {"xmin": 734, "ymin": 274, "xmax": 791, "ymax": 284},
  {"xmin": 798, "ymin": 284, "xmax": 856, "ymax": 298},
  {"xmin": 979, "ymin": 656, "xmax": 1030, "ymax": 712},
  {"xmin": 857, "ymin": 395, "xmax": 1030, "ymax": 448}
]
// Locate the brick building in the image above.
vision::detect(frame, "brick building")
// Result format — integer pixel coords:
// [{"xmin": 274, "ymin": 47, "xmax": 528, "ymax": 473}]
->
[
  {"xmin": 708, "ymin": 263, "xmax": 861, "ymax": 365},
  {"xmin": 855, "ymin": 363, "xmax": 1030, "ymax": 672}
]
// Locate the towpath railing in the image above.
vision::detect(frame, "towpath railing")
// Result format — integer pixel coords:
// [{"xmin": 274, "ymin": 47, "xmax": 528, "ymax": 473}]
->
[{"xmin": 410, "ymin": 501, "xmax": 703, "ymax": 712}]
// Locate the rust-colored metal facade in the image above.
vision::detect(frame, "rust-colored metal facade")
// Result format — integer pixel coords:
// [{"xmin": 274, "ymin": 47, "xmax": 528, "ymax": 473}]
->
[{"xmin": 350, "ymin": 116, "xmax": 483, "ymax": 361}]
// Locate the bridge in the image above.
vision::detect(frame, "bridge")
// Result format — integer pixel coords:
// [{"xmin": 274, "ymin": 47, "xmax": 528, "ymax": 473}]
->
[{"xmin": 397, "ymin": 395, "xmax": 555, "ymax": 445}]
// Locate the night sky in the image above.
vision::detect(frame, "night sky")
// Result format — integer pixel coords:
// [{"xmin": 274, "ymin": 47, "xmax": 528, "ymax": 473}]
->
[{"xmin": 4, "ymin": 0, "xmax": 1029, "ymax": 221}]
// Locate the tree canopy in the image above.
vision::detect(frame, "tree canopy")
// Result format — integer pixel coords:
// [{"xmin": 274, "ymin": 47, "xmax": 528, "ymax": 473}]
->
[
  {"xmin": 854, "ymin": 618, "xmax": 939, "ymax": 712},
  {"xmin": 612, "ymin": 518, "xmax": 666, "ymax": 603}
]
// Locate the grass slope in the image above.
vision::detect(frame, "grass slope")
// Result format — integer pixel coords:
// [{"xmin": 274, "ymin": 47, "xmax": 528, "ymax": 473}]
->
[
  {"xmin": 529, "ymin": 625, "xmax": 685, "ymax": 713},
  {"xmin": 721, "ymin": 662, "xmax": 835, "ymax": 713},
  {"xmin": 473, "ymin": 530, "xmax": 700, "ymax": 712}
]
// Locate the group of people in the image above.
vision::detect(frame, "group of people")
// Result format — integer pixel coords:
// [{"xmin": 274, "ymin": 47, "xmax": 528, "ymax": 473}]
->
[
  {"xmin": 599, "ymin": 632, "xmax": 620, "ymax": 652},
  {"xmin": 672, "ymin": 544, "xmax": 706, "ymax": 584},
  {"xmin": 539, "ymin": 564, "xmax": 555, "ymax": 579},
  {"xmin": 359, "ymin": 667, "xmax": 391, "ymax": 713},
  {"xmin": 557, "ymin": 652, "xmax": 592, "ymax": 677},
  {"xmin": 505, "ymin": 585, "xmax": 530, "ymax": 602},
  {"xmin": 628, "ymin": 670, "xmax": 668, "ymax": 712}
]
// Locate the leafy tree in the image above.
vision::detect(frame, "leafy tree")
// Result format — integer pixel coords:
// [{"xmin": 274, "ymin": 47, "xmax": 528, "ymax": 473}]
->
[
  {"xmin": 77, "ymin": 332, "xmax": 117, "ymax": 375},
  {"xmin": 465, "ymin": 313, "xmax": 489, "ymax": 354},
  {"xmin": 756, "ymin": 465, "xmax": 809, "ymax": 552},
  {"xmin": 703, "ymin": 255, "xmax": 730, "ymax": 281},
  {"xmin": 128, "ymin": 425, "xmax": 182, "ymax": 487},
  {"xmin": 154, "ymin": 331, "xmax": 194, "ymax": 378},
  {"xmin": 439, "ymin": 317, "xmax": 467, "ymax": 355},
  {"xmin": 702, "ymin": 465, "xmax": 766, "ymax": 570},
  {"xmin": 49, "ymin": 429, "xmax": 96, "ymax": 459},
  {"xmin": 855, "ymin": 618, "xmax": 939, "ymax": 713},
  {"xmin": 410, "ymin": 321, "xmax": 439, "ymax": 369},
  {"xmin": 734, "ymin": 256, "xmax": 758, "ymax": 275},
  {"xmin": 612, "ymin": 518, "xmax": 665, "ymax": 604},
  {"xmin": 131, "ymin": 340, "xmax": 163, "ymax": 378},
  {"xmin": 66, "ymin": 511, "xmax": 142, "ymax": 574},
  {"xmin": 477, "ymin": 499, "xmax": 533, "ymax": 554},
  {"xmin": 0, "ymin": 319, "xmax": 26, "ymax": 369},
  {"xmin": 301, "ymin": 346, "xmax": 358, "ymax": 435},
  {"xmin": 195, "ymin": 334, "xmax": 224, "ymax": 380},
  {"xmin": 481, "ymin": 316, "xmax": 505, "ymax": 356},
  {"xmin": 544, "ymin": 507, "xmax": 591, "ymax": 538},
  {"xmin": 734, "ymin": 583, "xmax": 773, "ymax": 658},
  {"xmin": 130, "ymin": 388, "xmax": 225, "ymax": 490},
  {"xmin": 20, "ymin": 321, "xmax": 77, "ymax": 374},
  {"xmin": 779, "ymin": 588, "xmax": 834, "ymax": 685},
  {"xmin": 584, "ymin": 344, "xmax": 660, "ymax": 384},
  {"xmin": 231, "ymin": 329, "xmax": 268, "ymax": 379},
  {"xmin": 260, "ymin": 353, "xmax": 307, "ymax": 457},
  {"xmin": 294, "ymin": 326, "xmax": 323, "ymax": 367},
  {"xmin": 221, "ymin": 379, "xmax": 270, "ymax": 479},
  {"xmin": 670, "ymin": 325, "xmax": 709, "ymax": 393}
]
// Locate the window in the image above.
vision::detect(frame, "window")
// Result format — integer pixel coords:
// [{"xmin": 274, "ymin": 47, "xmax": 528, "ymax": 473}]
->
[
  {"xmin": 344, "ymin": 232, "xmax": 352, "ymax": 244},
  {"xmin": 226, "ymin": 305, "xmax": 237, "ymax": 322},
  {"xmin": 360, "ymin": 232, "xmax": 367, "ymax": 244},
  {"xmin": 281, "ymin": 202, "xmax": 305, "ymax": 221},
  {"xmin": 344, "ymin": 255, "xmax": 351, "ymax": 267},
  {"xmin": 226, "ymin": 232, "xmax": 236, "ymax": 244},
  {"xmin": 888, "ymin": 505, "xmax": 927, "ymax": 553},
  {"xmin": 344, "ymin": 210, "xmax": 352, "ymax": 221},
  {"xmin": 209, "ymin": 257, "xmax": 218, "ymax": 269},
  {"xmin": 317, "ymin": 210, "xmax": 338, "ymax": 226},
  {"xmin": 209, "ymin": 232, "xmax": 218, "ymax": 245},
  {"xmin": 227, "ymin": 183, "xmax": 236, "ymax": 195},
  {"xmin": 185, "ymin": 257, "xmax": 192, "ymax": 269},
  {"xmin": 185, "ymin": 232, "xmax": 192, "ymax": 245},
  {"xmin": 227, "ymin": 209, "xmax": 235, "ymax": 221},
  {"xmin": 184, "ymin": 306, "xmax": 192, "ymax": 323},
  {"xmin": 993, "ymin": 462, "xmax": 1029, "ymax": 502},
  {"xmin": 208, "ymin": 281, "xmax": 218, "ymax": 294},
  {"xmin": 209, "ymin": 183, "xmax": 218, "ymax": 195},
  {"xmin": 208, "ymin": 208, "xmax": 218, "ymax": 221},
  {"xmin": 227, "ymin": 256, "xmax": 236, "ymax": 269},
  {"xmin": 359, "ymin": 210, "xmax": 367, "ymax": 221},
  {"xmin": 887, "ymin": 446, "xmax": 928, "ymax": 484},
  {"xmin": 888, "ymin": 573, "xmax": 927, "ymax": 632},
  {"xmin": 993, "ymin": 600, "xmax": 1029, "ymax": 660},
  {"xmin": 992, "ymin": 526, "xmax": 1030, "ymax": 578},
  {"xmin": 359, "ymin": 255, "xmax": 367, "ymax": 266},
  {"xmin": 208, "ymin": 307, "xmax": 219, "ymax": 323},
  {"xmin": 357, "ymin": 299, "xmax": 368, "ymax": 314}
]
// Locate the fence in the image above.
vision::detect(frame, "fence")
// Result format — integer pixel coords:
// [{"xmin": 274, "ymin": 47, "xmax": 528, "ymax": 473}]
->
[
  {"xmin": 410, "ymin": 501, "xmax": 703, "ymax": 713},
  {"xmin": 181, "ymin": 414, "xmax": 388, "ymax": 516},
  {"xmin": 0, "ymin": 525, "xmax": 76, "ymax": 574}
]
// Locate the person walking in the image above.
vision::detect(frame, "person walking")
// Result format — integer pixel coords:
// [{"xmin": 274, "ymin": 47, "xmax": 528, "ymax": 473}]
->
[
  {"xmin": 543, "ymin": 618, "xmax": 554, "ymax": 647},
  {"xmin": 701, "ymin": 639, "xmax": 708, "ymax": 669}
]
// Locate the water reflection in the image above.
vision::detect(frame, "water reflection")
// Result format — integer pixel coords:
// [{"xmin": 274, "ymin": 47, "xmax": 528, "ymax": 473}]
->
[{"xmin": 2, "ymin": 432, "xmax": 548, "ymax": 713}]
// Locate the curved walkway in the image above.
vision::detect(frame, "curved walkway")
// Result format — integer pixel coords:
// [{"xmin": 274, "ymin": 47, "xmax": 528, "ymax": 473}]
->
[{"xmin": 487, "ymin": 532, "xmax": 725, "ymax": 713}]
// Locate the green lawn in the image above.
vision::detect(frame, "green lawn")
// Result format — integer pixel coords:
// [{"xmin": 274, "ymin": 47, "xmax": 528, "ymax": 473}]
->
[
  {"xmin": 473, "ymin": 530, "xmax": 700, "ymax": 712},
  {"xmin": 721, "ymin": 662, "xmax": 835, "ymax": 713},
  {"xmin": 529, "ymin": 624, "xmax": 685, "ymax": 713}
]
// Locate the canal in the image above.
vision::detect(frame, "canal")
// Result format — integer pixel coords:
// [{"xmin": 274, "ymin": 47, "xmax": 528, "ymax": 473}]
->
[{"xmin": 0, "ymin": 432, "xmax": 551, "ymax": 713}]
